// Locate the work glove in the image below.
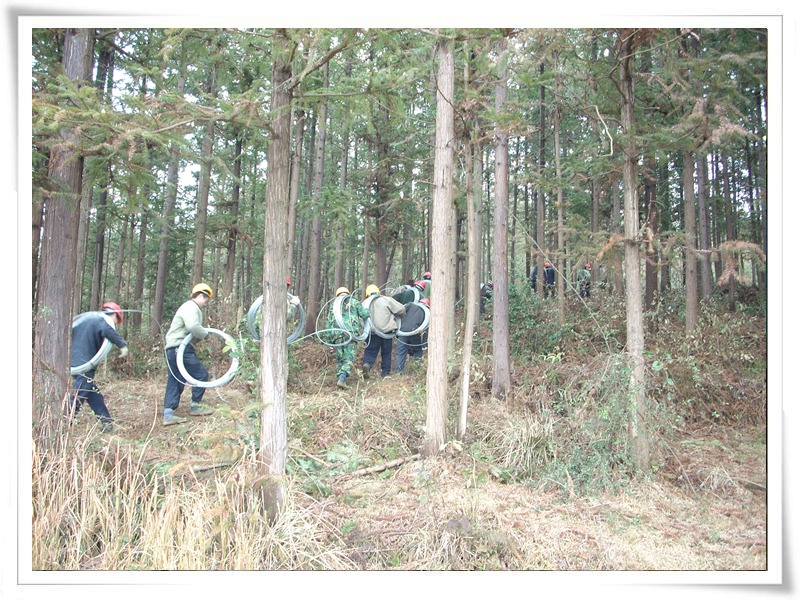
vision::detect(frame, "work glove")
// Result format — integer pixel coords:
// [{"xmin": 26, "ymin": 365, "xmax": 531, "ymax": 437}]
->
[{"xmin": 119, "ymin": 346, "xmax": 129, "ymax": 359}]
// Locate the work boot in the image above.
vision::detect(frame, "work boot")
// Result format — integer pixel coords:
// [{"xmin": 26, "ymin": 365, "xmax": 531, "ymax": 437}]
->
[
  {"xmin": 189, "ymin": 404, "xmax": 214, "ymax": 416},
  {"xmin": 336, "ymin": 374, "xmax": 349, "ymax": 389},
  {"xmin": 362, "ymin": 364, "xmax": 371, "ymax": 379},
  {"xmin": 99, "ymin": 421, "xmax": 114, "ymax": 434},
  {"xmin": 163, "ymin": 415, "xmax": 187, "ymax": 426}
]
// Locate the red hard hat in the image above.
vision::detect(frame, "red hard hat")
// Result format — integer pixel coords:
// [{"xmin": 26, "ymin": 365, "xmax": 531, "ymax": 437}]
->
[
  {"xmin": 415, "ymin": 280, "xmax": 426, "ymax": 291},
  {"xmin": 101, "ymin": 301, "xmax": 122, "ymax": 321},
  {"xmin": 423, "ymin": 272, "xmax": 432, "ymax": 279},
  {"xmin": 420, "ymin": 297, "xmax": 431, "ymax": 307},
  {"xmin": 544, "ymin": 262, "xmax": 552, "ymax": 268},
  {"xmin": 287, "ymin": 277, "xmax": 291, "ymax": 286}
]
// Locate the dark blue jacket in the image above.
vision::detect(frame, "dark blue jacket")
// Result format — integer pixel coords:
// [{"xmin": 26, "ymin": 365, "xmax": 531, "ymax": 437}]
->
[
  {"xmin": 71, "ymin": 312, "xmax": 127, "ymax": 368},
  {"xmin": 400, "ymin": 303, "xmax": 426, "ymax": 333}
]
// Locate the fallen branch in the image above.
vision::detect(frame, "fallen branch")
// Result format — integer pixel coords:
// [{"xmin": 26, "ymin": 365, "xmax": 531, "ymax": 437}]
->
[
  {"xmin": 289, "ymin": 443, "xmax": 332, "ymax": 468},
  {"xmin": 334, "ymin": 453, "xmax": 421, "ymax": 479}
]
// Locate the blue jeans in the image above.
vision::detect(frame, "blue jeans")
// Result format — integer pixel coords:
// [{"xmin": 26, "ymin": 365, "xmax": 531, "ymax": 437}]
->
[
  {"xmin": 164, "ymin": 345, "xmax": 208, "ymax": 411},
  {"xmin": 363, "ymin": 335, "xmax": 394, "ymax": 377},
  {"xmin": 395, "ymin": 334, "xmax": 423, "ymax": 373},
  {"xmin": 71, "ymin": 370, "xmax": 112, "ymax": 424}
]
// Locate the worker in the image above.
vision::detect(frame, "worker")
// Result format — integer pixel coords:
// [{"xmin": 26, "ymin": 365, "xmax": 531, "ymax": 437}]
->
[
  {"xmin": 362, "ymin": 284, "xmax": 406, "ymax": 379},
  {"xmin": 396, "ymin": 297, "xmax": 430, "ymax": 374},
  {"xmin": 326, "ymin": 287, "xmax": 371, "ymax": 389},
  {"xmin": 69, "ymin": 301, "xmax": 128, "ymax": 433},
  {"xmin": 162, "ymin": 283, "xmax": 215, "ymax": 426}
]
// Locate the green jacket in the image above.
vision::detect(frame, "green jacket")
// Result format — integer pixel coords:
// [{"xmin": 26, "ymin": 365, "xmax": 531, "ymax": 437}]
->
[
  {"xmin": 326, "ymin": 295, "xmax": 370, "ymax": 343},
  {"xmin": 420, "ymin": 279, "xmax": 431, "ymax": 300},
  {"xmin": 165, "ymin": 299, "xmax": 208, "ymax": 348}
]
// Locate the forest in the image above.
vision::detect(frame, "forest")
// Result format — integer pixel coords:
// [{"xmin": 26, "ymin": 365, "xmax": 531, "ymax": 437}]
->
[{"xmin": 29, "ymin": 26, "xmax": 769, "ymax": 574}]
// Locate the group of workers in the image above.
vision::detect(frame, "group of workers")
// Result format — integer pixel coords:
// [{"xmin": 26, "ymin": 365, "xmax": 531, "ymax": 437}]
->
[
  {"xmin": 68, "ymin": 273, "xmax": 434, "ymax": 432},
  {"xmin": 531, "ymin": 263, "xmax": 593, "ymax": 299},
  {"xmin": 327, "ymin": 273, "xmax": 432, "ymax": 390}
]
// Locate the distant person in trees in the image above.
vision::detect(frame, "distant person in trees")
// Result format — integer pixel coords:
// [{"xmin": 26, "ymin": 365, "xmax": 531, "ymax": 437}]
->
[
  {"xmin": 392, "ymin": 280, "xmax": 426, "ymax": 305},
  {"xmin": 162, "ymin": 283, "xmax": 215, "ymax": 426},
  {"xmin": 396, "ymin": 297, "xmax": 430, "ymax": 374},
  {"xmin": 327, "ymin": 287, "xmax": 371, "ymax": 389},
  {"xmin": 480, "ymin": 281, "xmax": 494, "ymax": 315},
  {"xmin": 420, "ymin": 271, "xmax": 432, "ymax": 301},
  {"xmin": 578, "ymin": 264, "xmax": 592, "ymax": 298},
  {"xmin": 70, "ymin": 302, "xmax": 129, "ymax": 433},
  {"xmin": 543, "ymin": 262, "xmax": 556, "ymax": 298},
  {"xmin": 362, "ymin": 284, "xmax": 406, "ymax": 379}
]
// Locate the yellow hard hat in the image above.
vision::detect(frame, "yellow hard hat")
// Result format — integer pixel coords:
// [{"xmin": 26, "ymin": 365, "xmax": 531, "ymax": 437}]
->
[
  {"xmin": 192, "ymin": 283, "xmax": 213, "ymax": 298},
  {"xmin": 335, "ymin": 287, "xmax": 350, "ymax": 297},
  {"xmin": 365, "ymin": 284, "xmax": 380, "ymax": 297}
]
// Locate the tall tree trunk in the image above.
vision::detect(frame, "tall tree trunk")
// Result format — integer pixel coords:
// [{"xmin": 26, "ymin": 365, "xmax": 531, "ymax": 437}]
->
[
  {"xmin": 33, "ymin": 27, "xmax": 95, "ymax": 443},
  {"xmin": 287, "ymin": 109, "xmax": 305, "ymax": 276},
  {"xmin": 553, "ymin": 49, "xmax": 566, "ymax": 326},
  {"xmin": 72, "ymin": 179, "xmax": 92, "ymax": 315},
  {"xmin": 334, "ymin": 125, "xmax": 349, "ymax": 287},
  {"xmin": 722, "ymin": 153, "xmax": 736, "ymax": 311},
  {"xmin": 536, "ymin": 61, "xmax": 546, "ymax": 300},
  {"xmin": 112, "ymin": 215, "xmax": 128, "ymax": 298},
  {"xmin": 89, "ymin": 185, "xmax": 109, "ymax": 310},
  {"xmin": 619, "ymin": 29, "xmax": 650, "ymax": 472},
  {"xmin": 32, "ymin": 196, "xmax": 44, "ymax": 309},
  {"xmin": 192, "ymin": 119, "xmax": 215, "ymax": 286},
  {"xmin": 491, "ymin": 36, "xmax": 511, "ymax": 402},
  {"xmin": 258, "ymin": 29, "xmax": 293, "ymax": 523},
  {"xmin": 152, "ymin": 61, "xmax": 186, "ymax": 336},
  {"xmin": 683, "ymin": 150, "xmax": 699, "ymax": 332},
  {"xmin": 222, "ymin": 133, "xmax": 243, "ymax": 328},
  {"xmin": 458, "ymin": 48, "xmax": 480, "ymax": 440},
  {"xmin": 643, "ymin": 154, "xmax": 659, "ymax": 322},
  {"xmin": 612, "ymin": 177, "xmax": 624, "ymax": 294},
  {"xmin": 423, "ymin": 37, "xmax": 455, "ymax": 457},
  {"xmin": 697, "ymin": 153, "xmax": 713, "ymax": 301},
  {"xmin": 304, "ymin": 66, "xmax": 328, "ymax": 336},
  {"xmin": 133, "ymin": 210, "xmax": 147, "ymax": 329}
]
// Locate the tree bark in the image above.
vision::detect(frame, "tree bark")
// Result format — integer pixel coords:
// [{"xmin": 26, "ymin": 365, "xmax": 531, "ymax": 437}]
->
[
  {"xmin": 619, "ymin": 29, "xmax": 650, "ymax": 473},
  {"xmin": 287, "ymin": 109, "xmax": 305, "ymax": 276},
  {"xmin": 458, "ymin": 50, "xmax": 481, "ymax": 439},
  {"xmin": 683, "ymin": 150, "xmax": 699, "ymax": 332},
  {"xmin": 152, "ymin": 62, "xmax": 185, "ymax": 336},
  {"xmin": 304, "ymin": 66, "xmax": 328, "ymax": 335},
  {"xmin": 491, "ymin": 36, "xmax": 511, "ymax": 403},
  {"xmin": 423, "ymin": 38, "xmax": 455, "ymax": 457},
  {"xmin": 221, "ymin": 133, "xmax": 243, "ymax": 328},
  {"xmin": 697, "ymin": 153, "xmax": 713, "ymax": 300},
  {"xmin": 192, "ymin": 65, "xmax": 218, "ymax": 287},
  {"xmin": 259, "ymin": 29, "xmax": 293, "ymax": 523},
  {"xmin": 33, "ymin": 27, "xmax": 95, "ymax": 443},
  {"xmin": 553, "ymin": 49, "xmax": 566, "ymax": 326}
]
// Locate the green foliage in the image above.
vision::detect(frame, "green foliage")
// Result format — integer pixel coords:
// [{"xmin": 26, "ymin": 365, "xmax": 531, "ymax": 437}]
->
[{"xmin": 506, "ymin": 286, "xmax": 571, "ymax": 359}]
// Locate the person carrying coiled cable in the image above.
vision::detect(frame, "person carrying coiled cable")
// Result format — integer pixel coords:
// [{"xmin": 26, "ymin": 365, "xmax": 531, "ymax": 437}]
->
[
  {"xmin": 327, "ymin": 287, "xmax": 371, "ymax": 390},
  {"xmin": 395, "ymin": 297, "xmax": 429, "ymax": 374},
  {"xmin": 161, "ymin": 283, "xmax": 215, "ymax": 426},
  {"xmin": 69, "ymin": 301, "xmax": 128, "ymax": 433},
  {"xmin": 361, "ymin": 284, "xmax": 406, "ymax": 380}
]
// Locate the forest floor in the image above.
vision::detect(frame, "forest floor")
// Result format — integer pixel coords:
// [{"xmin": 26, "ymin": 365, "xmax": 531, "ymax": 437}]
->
[{"xmin": 67, "ymin": 313, "xmax": 769, "ymax": 572}]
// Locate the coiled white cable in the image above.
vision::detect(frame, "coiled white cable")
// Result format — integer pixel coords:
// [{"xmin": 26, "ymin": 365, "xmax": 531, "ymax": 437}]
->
[
  {"xmin": 396, "ymin": 302, "xmax": 430, "ymax": 337},
  {"xmin": 247, "ymin": 293, "xmax": 306, "ymax": 343},
  {"xmin": 176, "ymin": 328, "xmax": 239, "ymax": 388},
  {"xmin": 70, "ymin": 312, "xmax": 114, "ymax": 376},
  {"xmin": 362, "ymin": 294, "xmax": 402, "ymax": 339}
]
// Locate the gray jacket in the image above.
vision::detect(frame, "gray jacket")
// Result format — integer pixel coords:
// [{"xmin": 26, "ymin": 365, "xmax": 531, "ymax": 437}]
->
[{"xmin": 368, "ymin": 295, "xmax": 406, "ymax": 334}]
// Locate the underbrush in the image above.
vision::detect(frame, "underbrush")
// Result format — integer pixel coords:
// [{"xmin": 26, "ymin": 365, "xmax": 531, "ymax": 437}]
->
[{"xmin": 32, "ymin": 289, "xmax": 766, "ymax": 570}]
